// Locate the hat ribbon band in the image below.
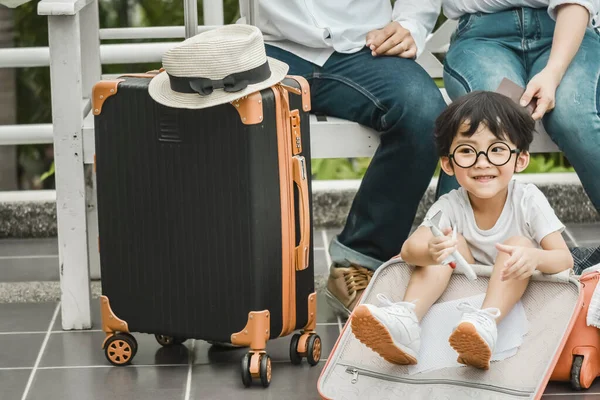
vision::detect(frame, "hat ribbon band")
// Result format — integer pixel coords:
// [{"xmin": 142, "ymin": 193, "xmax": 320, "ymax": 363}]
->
[{"xmin": 168, "ymin": 61, "xmax": 271, "ymax": 96}]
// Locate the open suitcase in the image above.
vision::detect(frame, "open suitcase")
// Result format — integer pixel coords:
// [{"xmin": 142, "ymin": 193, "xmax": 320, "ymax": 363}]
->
[
  {"xmin": 318, "ymin": 259, "xmax": 583, "ymax": 399},
  {"xmin": 92, "ymin": 64, "xmax": 320, "ymax": 387}
]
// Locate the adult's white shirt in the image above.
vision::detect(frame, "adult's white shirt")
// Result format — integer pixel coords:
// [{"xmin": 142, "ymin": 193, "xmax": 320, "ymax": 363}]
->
[{"xmin": 238, "ymin": 0, "xmax": 599, "ymax": 66}]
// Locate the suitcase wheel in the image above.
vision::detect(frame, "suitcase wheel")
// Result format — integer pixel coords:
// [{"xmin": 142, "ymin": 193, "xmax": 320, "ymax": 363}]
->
[
  {"xmin": 571, "ymin": 355, "xmax": 584, "ymax": 390},
  {"xmin": 259, "ymin": 354, "xmax": 272, "ymax": 387},
  {"xmin": 241, "ymin": 353, "xmax": 252, "ymax": 387},
  {"xmin": 290, "ymin": 333, "xmax": 302, "ymax": 365},
  {"xmin": 155, "ymin": 334, "xmax": 187, "ymax": 347},
  {"xmin": 290, "ymin": 332, "xmax": 321, "ymax": 366},
  {"xmin": 306, "ymin": 334, "xmax": 322, "ymax": 366},
  {"xmin": 241, "ymin": 352, "xmax": 272, "ymax": 388},
  {"xmin": 104, "ymin": 333, "xmax": 138, "ymax": 366}
]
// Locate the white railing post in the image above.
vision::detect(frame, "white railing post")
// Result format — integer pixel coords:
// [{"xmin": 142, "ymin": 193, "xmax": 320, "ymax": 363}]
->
[
  {"xmin": 39, "ymin": 0, "xmax": 92, "ymax": 330},
  {"xmin": 78, "ymin": 0, "xmax": 101, "ymax": 282},
  {"xmin": 184, "ymin": 0, "xmax": 198, "ymax": 38},
  {"xmin": 79, "ymin": 0, "xmax": 101, "ymax": 99},
  {"xmin": 202, "ymin": 0, "xmax": 224, "ymax": 26}
]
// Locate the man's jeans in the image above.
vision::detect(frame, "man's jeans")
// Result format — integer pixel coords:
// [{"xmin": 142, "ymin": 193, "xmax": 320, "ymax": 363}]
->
[
  {"xmin": 265, "ymin": 45, "xmax": 446, "ymax": 270},
  {"xmin": 438, "ymin": 7, "xmax": 600, "ymax": 212}
]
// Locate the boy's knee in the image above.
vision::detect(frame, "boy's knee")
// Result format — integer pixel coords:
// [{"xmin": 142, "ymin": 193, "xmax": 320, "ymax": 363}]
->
[{"xmin": 503, "ymin": 236, "xmax": 535, "ymax": 248}]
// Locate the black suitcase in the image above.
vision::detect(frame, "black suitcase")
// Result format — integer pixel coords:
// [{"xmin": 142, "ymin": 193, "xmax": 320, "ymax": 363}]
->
[{"xmin": 92, "ymin": 72, "xmax": 320, "ymax": 387}]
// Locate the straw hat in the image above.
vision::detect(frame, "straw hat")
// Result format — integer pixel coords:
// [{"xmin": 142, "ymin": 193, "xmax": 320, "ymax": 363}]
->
[{"xmin": 148, "ymin": 24, "xmax": 289, "ymax": 109}]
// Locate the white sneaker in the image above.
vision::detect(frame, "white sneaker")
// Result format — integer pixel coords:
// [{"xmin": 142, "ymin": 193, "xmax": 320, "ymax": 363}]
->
[
  {"xmin": 351, "ymin": 293, "xmax": 421, "ymax": 365},
  {"xmin": 448, "ymin": 302, "xmax": 501, "ymax": 370}
]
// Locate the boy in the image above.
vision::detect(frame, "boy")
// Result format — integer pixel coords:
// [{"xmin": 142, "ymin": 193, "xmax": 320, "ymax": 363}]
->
[{"xmin": 351, "ymin": 91, "xmax": 574, "ymax": 370}]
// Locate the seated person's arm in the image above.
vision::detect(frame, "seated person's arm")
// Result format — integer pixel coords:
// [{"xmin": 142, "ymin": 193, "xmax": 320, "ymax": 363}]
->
[
  {"xmin": 520, "ymin": 3, "xmax": 591, "ymax": 119},
  {"xmin": 367, "ymin": 0, "xmax": 441, "ymax": 58}
]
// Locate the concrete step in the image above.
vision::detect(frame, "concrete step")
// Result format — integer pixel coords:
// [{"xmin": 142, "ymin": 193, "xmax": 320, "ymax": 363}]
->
[
  {"xmin": 0, "ymin": 238, "xmax": 58, "ymax": 282},
  {"xmin": 0, "ymin": 275, "xmax": 331, "ymax": 303}
]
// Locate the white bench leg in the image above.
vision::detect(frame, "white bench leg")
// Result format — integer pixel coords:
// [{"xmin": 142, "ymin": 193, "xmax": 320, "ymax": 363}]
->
[{"xmin": 47, "ymin": 13, "xmax": 92, "ymax": 330}]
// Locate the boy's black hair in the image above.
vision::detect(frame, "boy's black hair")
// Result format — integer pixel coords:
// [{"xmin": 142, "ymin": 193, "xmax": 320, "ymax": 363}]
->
[{"xmin": 434, "ymin": 91, "xmax": 535, "ymax": 157}]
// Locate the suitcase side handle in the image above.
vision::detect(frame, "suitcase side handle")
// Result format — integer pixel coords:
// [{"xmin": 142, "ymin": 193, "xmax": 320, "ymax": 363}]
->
[{"xmin": 293, "ymin": 155, "xmax": 310, "ymax": 271}]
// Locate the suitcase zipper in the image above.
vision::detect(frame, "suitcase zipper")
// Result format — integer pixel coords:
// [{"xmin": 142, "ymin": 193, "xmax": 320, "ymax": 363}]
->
[{"xmin": 343, "ymin": 365, "xmax": 531, "ymax": 397}]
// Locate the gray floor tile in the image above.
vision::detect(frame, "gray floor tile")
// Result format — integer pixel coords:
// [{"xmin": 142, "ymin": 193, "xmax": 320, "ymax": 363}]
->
[
  {"xmin": 40, "ymin": 331, "xmax": 192, "ymax": 367},
  {"xmin": 189, "ymin": 360, "xmax": 325, "ymax": 399},
  {"xmin": 0, "ymin": 256, "xmax": 59, "ymax": 282},
  {"xmin": 0, "ymin": 334, "xmax": 45, "ymax": 368},
  {"xmin": 566, "ymin": 223, "xmax": 600, "ymax": 246},
  {"xmin": 562, "ymin": 231, "xmax": 576, "ymax": 248},
  {"xmin": 543, "ymin": 381, "xmax": 594, "ymax": 398},
  {"xmin": 313, "ymin": 229, "xmax": 324, "ymax": 249},
  {"xmin": 0, "ymin": 369, "xmax": 31, "ymax": 400},
  {"xmin": 53, "ymin": 300, "xmax": 102, "ymax": 331},
  {"xmin": 0, "ymin": 302, "xmax": 57, "ymax": 332},
  {"xmin": 576, "ymin": 240, "xmax": 600, "ymax": 248},
  {"xmin": 193, "ymin": 324, "xmax": 339, "ymax": 365},
  {"xmin": 325, "ymin": 229, "xmax": 342, "ymax": 242},
  {"xmin": 316, "ymin": 292, "xmax": 338, "ymax": 324},
  {"xmin": 25, "ymin": 366, "xmax": 187, "ymax": 400},
  {"xmin": 0, "ymin": 238, "xmax": 58, "ymax": 257},
  {"xmin": 314, "ymin": 249, "xmax": 329, "ymax": 275}
]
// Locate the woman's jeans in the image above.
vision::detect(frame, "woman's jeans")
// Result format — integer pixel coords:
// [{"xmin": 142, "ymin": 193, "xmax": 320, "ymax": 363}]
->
[
  {"xmin": 265, "ymin": 45, "xmax": 446, "ymax": 270},
  {"xmin": 438, "ymin": 7, "xmax": 600, "ymax": 214}
]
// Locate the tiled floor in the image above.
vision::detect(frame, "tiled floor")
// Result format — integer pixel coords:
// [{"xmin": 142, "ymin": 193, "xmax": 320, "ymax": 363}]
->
[{"xmin": 0, "ymin": 223, "xmax": 599, "ymax": 399}]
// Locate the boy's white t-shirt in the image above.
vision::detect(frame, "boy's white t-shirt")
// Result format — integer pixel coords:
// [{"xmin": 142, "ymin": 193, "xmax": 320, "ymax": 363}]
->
[{"xmin": 420, "ymin": 180, "xmax": 565, "ymax": 266}]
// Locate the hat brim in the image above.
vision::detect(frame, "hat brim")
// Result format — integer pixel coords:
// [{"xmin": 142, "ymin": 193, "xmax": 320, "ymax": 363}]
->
[{"xmin": 148, "ymin": 57, "xmax": 289, "ymax": 110}]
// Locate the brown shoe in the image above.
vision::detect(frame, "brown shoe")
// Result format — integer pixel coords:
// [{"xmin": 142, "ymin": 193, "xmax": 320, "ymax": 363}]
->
[{"xmin": 325, "ymin": 264, "xmax": 374, "ymax": 317}]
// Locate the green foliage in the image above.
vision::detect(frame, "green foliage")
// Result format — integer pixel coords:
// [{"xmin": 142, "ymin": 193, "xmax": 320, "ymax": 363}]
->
[
  {"xmin": 14, "ymin": 1, "xmax": 50, "ymax": 125},
  {"xmin": 522, "ymin": 153, "xmax": 574, "ymax": 174},
  {"xmin": 40, "ymin": 160, "xmax": 55, "ymax": 181},
  {"xmin": 311, "ymin": 158, "xmax": 371, "ymax": 180},
  {"xmin": 136, "ymin": 0, "xmax": 239, "ymax": 27}
]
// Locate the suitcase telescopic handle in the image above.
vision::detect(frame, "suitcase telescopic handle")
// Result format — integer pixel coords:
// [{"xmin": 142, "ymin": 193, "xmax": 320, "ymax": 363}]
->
[{"xmin": 293, "ymin": 155, "xmax": 310, "ymax": 271}]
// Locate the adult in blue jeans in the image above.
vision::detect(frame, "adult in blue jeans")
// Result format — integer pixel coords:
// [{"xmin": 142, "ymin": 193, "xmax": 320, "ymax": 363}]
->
[{"xmin": 239, "ymin": 1, "xmax": 447, "ymax": 316}]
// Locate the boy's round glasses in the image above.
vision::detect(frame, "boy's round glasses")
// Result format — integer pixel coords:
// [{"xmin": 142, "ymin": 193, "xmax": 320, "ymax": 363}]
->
[{"xmin": 449, "ymin": 142, "xmax": 521, "ymax": 168}]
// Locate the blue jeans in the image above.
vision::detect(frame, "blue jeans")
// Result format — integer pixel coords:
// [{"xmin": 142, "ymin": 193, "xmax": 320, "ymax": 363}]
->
[
  {"xmin": 438, "ymin": 7, "xmax": 600, "ymax": 212},
  {"xmin": 265, "ymin": 45, "xmax": 446, "ymax": 270}
]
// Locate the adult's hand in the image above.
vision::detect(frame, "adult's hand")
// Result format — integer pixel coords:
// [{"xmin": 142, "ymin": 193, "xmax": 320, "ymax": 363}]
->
[
  {"xmin": 366, "ymin": 21, "xmax": 417, "ymax": 59},
  {"xmin": 520, "ymin": 67, "xmax": 562, "ymax": 120}
]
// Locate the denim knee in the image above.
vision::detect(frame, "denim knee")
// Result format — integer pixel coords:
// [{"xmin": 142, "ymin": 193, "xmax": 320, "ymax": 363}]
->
[
  {"xmin": 544, "ymin": 94, "xmax": 600, "ymax": 154},
  {"xmin": 380, "ymin": 80, "xmax": 446, "ymax": 146}
]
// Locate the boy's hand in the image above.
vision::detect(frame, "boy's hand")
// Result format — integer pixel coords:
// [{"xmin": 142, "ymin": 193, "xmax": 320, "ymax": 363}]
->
[
  {"xmin": 496, "ymin": 243, "xmax": 539, "ymax": 281},
  {"xmin": 365, "ymin": 22, "xmax": 417, "ymax": 59},
  {"xmin": 428, "ymin": 227, "xmax": 458, "ymax": 264}
]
